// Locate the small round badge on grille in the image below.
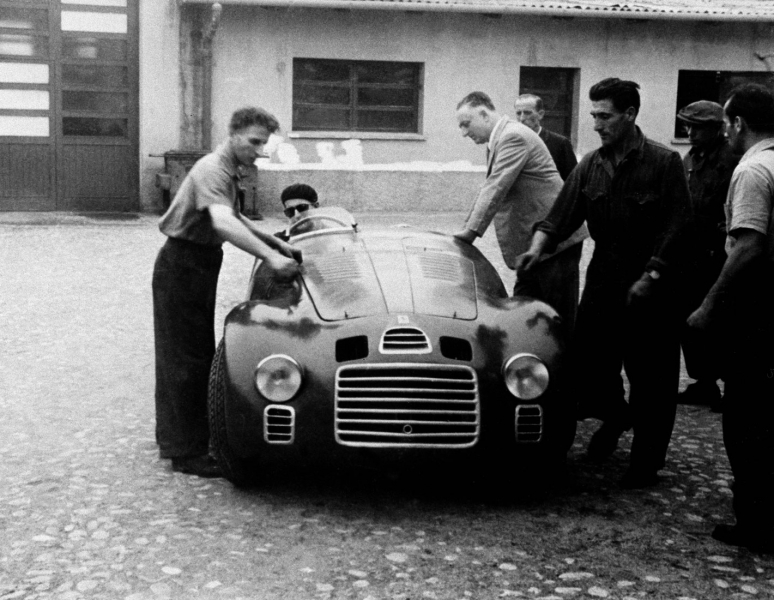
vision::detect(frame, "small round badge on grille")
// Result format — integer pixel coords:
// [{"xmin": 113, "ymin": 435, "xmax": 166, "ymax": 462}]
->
[{"xmin": 402, "ymin": 424, "xmax": 413, "ymax": 434}]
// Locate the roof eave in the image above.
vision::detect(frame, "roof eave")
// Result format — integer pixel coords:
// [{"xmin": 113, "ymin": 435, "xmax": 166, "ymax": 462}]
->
[{"xmin": 179, "ymin": 0, "xmax": 774, "ymax": 23}]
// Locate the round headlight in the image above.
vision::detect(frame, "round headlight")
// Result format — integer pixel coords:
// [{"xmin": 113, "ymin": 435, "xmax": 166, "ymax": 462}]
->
[
  {"xmin": 254, "ymin": 354, "xmax": 302, "ymax": 402},
  {"xmin": 503, "ymin": 353, "xmax": 549, "ymax": 400}
]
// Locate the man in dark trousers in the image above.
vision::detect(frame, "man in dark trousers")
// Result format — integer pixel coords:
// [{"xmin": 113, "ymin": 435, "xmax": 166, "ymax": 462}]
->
[
  {"xmin": 676, "ymin": 101, "xmax": 739, "ymax": 411},
  {"xmin": 453, "ymin": 91, "xmax": 587, "ymax": 335},
  {"xmin": 516, "ymin": 78, "xmax": 691, "ymax": 488},
  {"xmin": 688, "ymin": 83, "xmax": 774, "ymax": 554},
  {"xmin": 514, "ymin": 93, "xmax": 578, "ymax": 180},
  {"xmin": 153, "ymin": 107, "xmax": 301, "ymax": 478}
]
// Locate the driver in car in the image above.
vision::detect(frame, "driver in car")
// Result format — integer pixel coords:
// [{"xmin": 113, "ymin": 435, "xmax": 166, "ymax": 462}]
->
[{"xmin": 275, "ymin": 183, "xmax": 320, "ymax": 241}]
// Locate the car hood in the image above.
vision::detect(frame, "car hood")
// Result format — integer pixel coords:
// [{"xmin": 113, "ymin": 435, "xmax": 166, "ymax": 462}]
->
[{"xmin": 301, "ymin": 236, "xmax": 478, "ymax": 321}]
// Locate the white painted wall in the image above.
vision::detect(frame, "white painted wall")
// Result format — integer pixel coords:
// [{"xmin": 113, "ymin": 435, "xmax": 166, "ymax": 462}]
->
[
  {"xmin": 138, "ymin": 0, "xmax": 181, "ymax": 212},
  {"xmin": 137, "ymin": 4, "xmax": 774, "ymax": 211}
]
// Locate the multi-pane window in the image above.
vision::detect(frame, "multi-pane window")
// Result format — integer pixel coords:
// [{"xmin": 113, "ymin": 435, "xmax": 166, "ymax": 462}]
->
[
  {"xmin": 60, "ymin": 0, "xmax": 130, "ymax": 138},
  {"xmin": 0, "ymin": 3, "xmax": 51, "ymax": 137},
  {"xmin": 519, "ymin": 67, "xmax": 577, "ymax": 141},
  {"xmin": 293, "ymin": 58, "xmax": 421, "ymax": 133},
  {"xmin": 674, "ymin": 70, "xmax": 774, "ymax": 138}
]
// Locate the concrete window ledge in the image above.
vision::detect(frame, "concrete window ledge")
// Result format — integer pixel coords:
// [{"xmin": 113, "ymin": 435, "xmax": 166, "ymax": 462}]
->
[{"xmin": 288, "ymin": 131, "xmax": 426, "ymax": 141}]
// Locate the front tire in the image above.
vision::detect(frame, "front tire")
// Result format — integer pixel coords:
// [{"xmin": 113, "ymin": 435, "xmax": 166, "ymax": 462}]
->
[{"xmin": 208, "ymin": 340, "xmax": 257, "ymax": 487}]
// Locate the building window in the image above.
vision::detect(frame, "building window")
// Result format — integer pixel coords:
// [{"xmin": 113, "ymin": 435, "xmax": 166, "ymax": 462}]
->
[
  {"xmin": 292, "ymin": 58, "xmax": 421, "ymax": 133},
  {"xmin": 519, "ymin": 67, "xmax": 578, "ymax": 141},
  {"xmin": 674, "ymin": 70, "xmax": 774, "ymax": 138}
]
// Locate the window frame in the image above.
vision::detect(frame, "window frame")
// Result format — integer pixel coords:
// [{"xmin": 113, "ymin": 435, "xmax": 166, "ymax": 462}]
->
[{"xmin": 291, "ymin": 57, "xmax": 423, "ymax": 136}]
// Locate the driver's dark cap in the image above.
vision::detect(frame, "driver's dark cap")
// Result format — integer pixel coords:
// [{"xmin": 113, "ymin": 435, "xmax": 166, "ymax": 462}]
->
[
  {"xmin": 677, "ymin": 100, "xmax": 724, "ymax": 125},
  {"xmin": 281, "ymin": 183, "xmax": 318, "ymax": 205}
]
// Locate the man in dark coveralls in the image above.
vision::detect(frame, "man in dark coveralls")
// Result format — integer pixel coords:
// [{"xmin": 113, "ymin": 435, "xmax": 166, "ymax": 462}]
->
[
  {"xmin": 688, "ymin": 83, "xmax": 774, "ymax": 554},
  {"xmin": 153, "ymin": 107, "xmax": 302, "ymax": 478},
  {"xmin": 676, "ymin": 101, "xmax": 739, "ymax": 411},
  {"xmin": 514, "ymin": 94, "xmax": 578, "ymax": 181},
  {"xmin": 516, "ymin": 78, "xmax": 691, "ymax": 489}
]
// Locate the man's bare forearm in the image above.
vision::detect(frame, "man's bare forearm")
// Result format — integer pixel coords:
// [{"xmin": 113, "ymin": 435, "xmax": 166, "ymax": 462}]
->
[{"xmin": 699, "ymin": 229, "xmax": 765, "ymax": 313}]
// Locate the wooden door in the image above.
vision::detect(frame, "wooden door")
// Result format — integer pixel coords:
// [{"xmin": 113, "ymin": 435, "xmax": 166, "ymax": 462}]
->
[
  {"xmin": 0, "ymin": 0, "xmax": 138, "ymax": 212},
  {"xmin": 0, "ymin": 0, "xmax": 55, "ymax": 210}
]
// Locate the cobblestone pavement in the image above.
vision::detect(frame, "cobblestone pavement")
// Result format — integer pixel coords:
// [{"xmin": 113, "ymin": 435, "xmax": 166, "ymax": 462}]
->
[{"xmin": 1, "ymin": 213, "xmax": 773, "ymax": 600}]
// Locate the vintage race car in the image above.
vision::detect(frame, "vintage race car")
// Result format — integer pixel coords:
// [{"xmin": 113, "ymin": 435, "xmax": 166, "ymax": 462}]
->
[{"xmin": 208, "ymin": 207, "xmax": 575, "ymax": 486}]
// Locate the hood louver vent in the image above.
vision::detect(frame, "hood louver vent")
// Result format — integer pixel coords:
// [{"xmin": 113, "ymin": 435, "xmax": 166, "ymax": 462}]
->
[{"xmin": 380, "ymin": 327, "xmax": 431, "ymax": 354}]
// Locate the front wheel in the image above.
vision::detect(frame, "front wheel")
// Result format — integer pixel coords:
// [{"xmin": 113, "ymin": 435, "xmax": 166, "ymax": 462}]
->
[{"xmin": 208, "ymin": 341, "xmax": 257, "ymax": 487}]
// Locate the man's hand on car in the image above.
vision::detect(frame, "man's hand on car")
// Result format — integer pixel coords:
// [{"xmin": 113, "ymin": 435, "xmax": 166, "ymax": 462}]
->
[
  {"xmin": 265, "ymin": 254, "xmax": 301, "ymax": 281},
  {"xmin": 514, "ymin": 251, "xmax": 541, "ymax": 275},
  {"xmin": 276, "ymin": 239, "xmax": 303, "ymax": 264}
]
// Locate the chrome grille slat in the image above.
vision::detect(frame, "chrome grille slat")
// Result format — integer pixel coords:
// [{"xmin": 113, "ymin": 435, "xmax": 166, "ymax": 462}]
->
[
  {"xmin": 379, "ymin": 327, "xmax": 432, "ymax": 354},
  {"xmin": 338, "ymin": 431, "xmax": 476, "ymax": 438},
  {"xmin": 339, "ymin": 387, "xmax": 474, "ymax": 393},
  {"xmin": 335, "ymin": 363, "xmax": 479, "ymax": 448},
  {"xmin": 515, "ymin": 404, "xmax": 543, "ymax": 443},
  {"xmin": 264, "ymin": 405, "xmax": 295, "ymax": 444},
  {"xmin": 338, "ymin": 398, "xmax": 476, "ymax": 405},
  {"xmin": 337, "ymin": 408, "xmax": 477, "ymax": 414}
]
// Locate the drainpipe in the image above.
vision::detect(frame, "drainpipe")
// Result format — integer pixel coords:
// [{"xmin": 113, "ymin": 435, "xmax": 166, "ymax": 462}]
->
[
  {"xmin": 201, "ymin": 2, "xmax": 223, "ymax": 150},
  {"xmin": 160, "ymin": 3, "xmax": 223, "ymax": 210}
]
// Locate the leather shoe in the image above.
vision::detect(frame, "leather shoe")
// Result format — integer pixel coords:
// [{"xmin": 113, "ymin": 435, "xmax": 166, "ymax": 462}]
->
[
  {"xmin": 586, "ymin": 422, "xmax": 626, "ymax": 461},
  {"xmin": 712, "ymin": 524, "xmax": 774, "ymax": 554},
  {"xmin": 619, "ymin": 468, "xmax": 659, "ymax": 489},
  {"xmin": 171, "ymin": 455, "xmax": 223, "ymax": 478}
]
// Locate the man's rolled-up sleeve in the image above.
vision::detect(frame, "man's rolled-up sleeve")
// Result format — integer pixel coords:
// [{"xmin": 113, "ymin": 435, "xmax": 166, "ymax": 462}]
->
[
  {"xmin": 727, "ymin": 163, "xmax": 772, "ymax": 237},
  {"xmin": 192, "ymin": 165, "xmax": 237, "ymax": 212}
]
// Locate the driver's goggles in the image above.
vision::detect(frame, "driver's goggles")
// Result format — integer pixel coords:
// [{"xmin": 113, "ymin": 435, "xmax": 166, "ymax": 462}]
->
[{"xmin": 283, "ymin": 204, "xmax": 311, "ymax": 218}]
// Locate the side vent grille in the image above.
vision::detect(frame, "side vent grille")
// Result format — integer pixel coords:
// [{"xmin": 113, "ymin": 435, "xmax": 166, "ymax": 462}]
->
[
  {"xmin": 515, "ymin": 404, "xmax": 543, "ymax": 443},
  {"xmin": 380, "ymin": 327, "xmax": 431, "ymax": 354},
  {"xmin": 264, "ymin": 405, "xmax": 295, "ymax": 444}
]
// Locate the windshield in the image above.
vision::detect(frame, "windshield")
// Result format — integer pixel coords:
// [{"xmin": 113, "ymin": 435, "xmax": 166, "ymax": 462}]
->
[{"xmin": 285, "ymin": 207, "xmax": 357, "ymax": 239}]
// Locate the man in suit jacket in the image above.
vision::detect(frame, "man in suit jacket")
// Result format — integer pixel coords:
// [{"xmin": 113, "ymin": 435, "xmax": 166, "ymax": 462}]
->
[
  {"xmin": 514, "ymin": 94, "xmax": 578, "ymax": 181},
  {"xmin": 453, "ymin": 91, "xmax": 587, "ymax": 334}
]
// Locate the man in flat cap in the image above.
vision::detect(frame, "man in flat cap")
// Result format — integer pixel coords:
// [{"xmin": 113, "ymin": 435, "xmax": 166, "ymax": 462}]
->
[{"xmin": 677, "ymin": 100, "xmax": 739, "ymax": 411}]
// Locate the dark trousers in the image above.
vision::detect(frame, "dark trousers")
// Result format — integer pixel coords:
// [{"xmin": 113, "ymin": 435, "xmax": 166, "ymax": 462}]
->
[
  {"xmin": 514, "ymin": 242, "xmax": 582, "ymax": 337},
  {"xmin": 679, "ymin": 249, "xmax": 726, "ymax": 380},
  {"xmin": 723, "ymin": 373, "xmax": 774, "ymax": 534},
  {"xmin": 152, "ymin": 237, "xmax": 223, "ymax": 459},
  {"xmin": 715, "ymin": 270, "xmax": 774, "ymax": 534},
  {"xmin": 572, "ymin": 281, "xmax": 681, "ymax": 472}
]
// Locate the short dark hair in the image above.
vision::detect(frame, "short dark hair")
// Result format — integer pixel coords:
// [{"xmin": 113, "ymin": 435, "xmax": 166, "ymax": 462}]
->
[
  {"xmin": 229, "ymin": 107, "xmax": 280, "ymax": 134},
  {"xmin": 457, "ymin": 91, "xmax": 496, "ymax": 111},
  {"xmin": 515, "ymin": 94, "xmax": 544, "ymax": 112},
  {"xmin": 281, "ymin": 183, "xmax": 318, "ymax": 205},
  {"xmin": 589, "ymin": 78, "xmax": 641, "ymax": 115},
  {"xmin": 725, "ymin": 83, "xmax": 774, "ymax": 134}
]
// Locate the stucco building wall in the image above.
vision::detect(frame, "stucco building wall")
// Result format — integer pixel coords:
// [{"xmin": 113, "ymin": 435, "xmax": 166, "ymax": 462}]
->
[
  {"xmin": 138, "ymin": 5, "xmax": 774, "ymax": 212},
  {"xmin": 139, "ymin": 0, "xmax": 182, "ymax": 213}
]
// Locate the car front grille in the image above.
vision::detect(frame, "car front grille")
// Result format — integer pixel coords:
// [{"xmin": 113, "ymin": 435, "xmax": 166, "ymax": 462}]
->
[
  {"xmin": 264, "ymin": 405, "xmax": 295, "ymax": 444},
  {"xmin": 514, "ymin": 404, "xmax": 542, "ymax": 443},
  {"xmin": 335, "ymin": 363, "xmax": 479, "ymax": 448}
]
